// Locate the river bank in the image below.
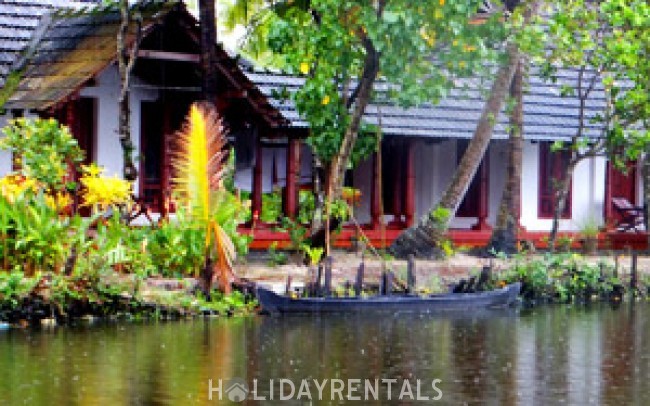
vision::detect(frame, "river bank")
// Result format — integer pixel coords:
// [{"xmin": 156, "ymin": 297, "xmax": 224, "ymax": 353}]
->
[{"xmin": 2, "ymin": 251, "xmax": 649, "ymax": 327}]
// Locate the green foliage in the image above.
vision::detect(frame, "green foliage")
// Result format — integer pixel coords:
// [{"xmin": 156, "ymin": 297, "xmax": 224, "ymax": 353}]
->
[
  {"xmin": 297, "ymin": 190, "xmax": 315, "ymax": 224},
  {"xmin": 577, "ymin": 217, "xmax": 600, "ymax": 239},
  {"xmin": 0, "ymin": 272, "xmax": 39, "ymax": 308},
  {"xmin": 267, "ymin": 242, "xmax": 288, "ymax": 266},
  {"xmin": 500, "ymin": 252, "xmax": 619, "ymax": 302},
  {"xmin": 146, "ymin": 214, "xmax": 206, "ymax": 277},
  {"xmin": 555, "ymin": 235, "xmax": 573, "ymax": 252},
  {"xmin": 237, "ymin": 0, "xmax": 506, "ymax": 166},
  {"xmin": 0, "ymin": 70, "xmax": 22, "ymax": 111},
  {"xmin": 261, "ymin": 191, "xmax": 283, "ymax": 223},
  {"xmin": 518, "ymin": 0, "xmax": 650, "ymax": 164},
  {"xmin": 0, "ymin": 118, "xmax": 83, "ymax": 191},
  {"xmin": 301, "ymin": 244, "xmax": 324, "ymax": 266},
  {"xmin": 0, "ymin": 193, "xmax": 84, "ymax": 275},
  {"xmin": 279, "ymin": 217, "xmax": 309, "ymax": 251},
  {"xmin": 430, "ymin": 206, "xmax": 451, "ymax": 230}
]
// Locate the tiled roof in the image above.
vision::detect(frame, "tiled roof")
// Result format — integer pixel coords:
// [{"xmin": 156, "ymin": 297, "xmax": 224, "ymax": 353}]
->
[
  {"xmin": 0, "ymin": 0, "xmax": 98, "ymax": 88},
  {"xmin": 244, "ymin": 66, "xmax": 608, "ymax": 142},
  {"xmin": 6, "ymin": 1, "xmax": 180, "ymax": 110}
]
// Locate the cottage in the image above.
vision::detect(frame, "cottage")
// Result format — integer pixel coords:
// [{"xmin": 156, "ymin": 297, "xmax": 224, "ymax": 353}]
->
[{"xmin": 0, "ymin": 0, "xmax": 643, "ymax": 249}]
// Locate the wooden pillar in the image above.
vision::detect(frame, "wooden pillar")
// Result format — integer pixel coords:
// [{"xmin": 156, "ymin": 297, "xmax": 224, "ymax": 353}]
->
[
  {"xmin": 370, "ymin": 151, "xmax": 382, "ymax": 228},
  {"xmin": 251, "ymin": 136, "xmax": 263, "ymax": 224},
  {"xmin": 284, "ymin": 137, "xmax": 300, "ymax": 219},
  {"xmin": 604, "ymin": 162, "xmax": 613, "ymax": 229},
  {"xmin": 404, "ymin": 139, "xmax": 416, "ymax": 227},
  {"xmin": 161, "ymin": 102, "xmax": 173, "ymax": 217},
  {"xmin": 472, "ymin": 155, "xmax": 492, "ymax": 231},
  {"xmin": 391, "ymin": 142, "xmax": 403, "ymax": 225}
]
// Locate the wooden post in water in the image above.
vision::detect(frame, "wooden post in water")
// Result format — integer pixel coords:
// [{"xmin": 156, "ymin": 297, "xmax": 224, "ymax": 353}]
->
[
  {"xmin": 314, "ymin": 264, "xmax": 323, "ymax": 296},
  {"xmin": 407, "ymin": 255, "xmax": 416, "ymax": 294},
  {"xmin": 383, "ymin": 270, "xmax": 394, "ymax": 296},
  {"xmin": 285, "ymin": 275, "xmax": 292, "ymax": 296},
  {"xmin": 355, "ymin": 258, "xmax": 365, "ymax": 297},
  {"xmin": 324, "ymin": 256, "xmax": 333, "ymax": 297},
  {"xmin": 631, "ymin": 252, "xmax": 638, "ymax": 297}
]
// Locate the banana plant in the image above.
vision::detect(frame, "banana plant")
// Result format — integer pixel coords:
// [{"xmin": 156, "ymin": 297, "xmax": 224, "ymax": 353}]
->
[{"xmin": 171, "ymin": 102, "xmax": 237, "ymax": 294}]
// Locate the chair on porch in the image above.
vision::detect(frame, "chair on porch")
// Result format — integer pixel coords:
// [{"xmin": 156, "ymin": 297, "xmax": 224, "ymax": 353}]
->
[{"xmin": 612, "ymin": 197, "xmax": 646, "ymax": 232}]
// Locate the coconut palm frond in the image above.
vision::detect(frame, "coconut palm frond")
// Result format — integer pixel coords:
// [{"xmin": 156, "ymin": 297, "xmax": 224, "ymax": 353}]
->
[
  {"xmin": 211, "ymin": 220, "xmax": 236, "ymax": 288},
  {"xmin": 172, "ymin": 102, "xmax": 229, "ymax": 223}
]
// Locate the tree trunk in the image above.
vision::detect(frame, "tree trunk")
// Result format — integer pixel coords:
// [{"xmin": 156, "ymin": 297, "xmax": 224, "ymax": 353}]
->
[
  {"xmin": 547, "ymin": 160, "xmax": 577, "ymax": 251},
  {"xmin": 487, "ymin": 60, "xmax": 524, "ymax": 254},
  {"xmin": 199, "ymin": 0, "xmax": 218, "ymax": 102},
  {"xmin": 117, "ymin": 0, "xmax": 140, "ymax": 182},
  {"xmin": 390, "ymin": 45, "xmax": 520, "ymax": 259},
  {"xmin": 643, "ymin": 151, "xmax": 650, "ymax": 252},
  {"xmin": 327, "ymin": 40, "xmax": 379, "ymax": 201}
]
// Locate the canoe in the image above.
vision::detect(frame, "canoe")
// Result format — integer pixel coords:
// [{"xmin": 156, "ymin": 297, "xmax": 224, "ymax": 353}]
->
[{"xmin": 257, "ymin": 282, "xmax": 521, "ymax": 314}]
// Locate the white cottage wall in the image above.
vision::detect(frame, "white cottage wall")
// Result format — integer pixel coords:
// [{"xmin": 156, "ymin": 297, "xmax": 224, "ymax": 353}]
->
[
  {"xmin": 79, "ymin": 65, "xmax": 159, "ymax": 195},
  {"xmin": 0, "ymin": 114, "xmax": 10, "ymax": 176}
]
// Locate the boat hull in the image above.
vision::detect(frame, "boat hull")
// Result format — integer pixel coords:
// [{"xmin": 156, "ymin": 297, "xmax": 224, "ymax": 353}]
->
[{"xmin": 257, "ymin": 283, "xmax": 521, "ymax": 314}]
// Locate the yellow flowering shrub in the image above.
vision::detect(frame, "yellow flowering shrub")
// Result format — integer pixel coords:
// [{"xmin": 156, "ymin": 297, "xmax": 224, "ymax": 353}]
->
[
  {"xmin": 0, "ymin": 175, "xmax": 40, "ymax": 203},
  {"xmin": 44, "ymin": 191, "xmax": 72, "ymax": 212},
  {"xmin": 79, "ymin": 164, "xmax": 132, "ymax": 210}
]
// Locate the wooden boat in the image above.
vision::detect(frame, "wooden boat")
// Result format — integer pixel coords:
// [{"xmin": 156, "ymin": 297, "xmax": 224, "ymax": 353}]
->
[{"xmin": 257, "ymin": 282, "xmax": 521, "ymax": 314}]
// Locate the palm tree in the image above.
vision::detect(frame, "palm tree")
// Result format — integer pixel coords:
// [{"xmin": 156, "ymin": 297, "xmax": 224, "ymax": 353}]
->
[
  {"xmin": 390, "ymin": 45, "xmax": 521, "ymax": 259},
  {"xmin": 172, "ymin": 102, "xmax": 236, "ymax": 294},
  {"xmin": 487, "ymin": 60, "xmax": 524, "ymax": 254}
]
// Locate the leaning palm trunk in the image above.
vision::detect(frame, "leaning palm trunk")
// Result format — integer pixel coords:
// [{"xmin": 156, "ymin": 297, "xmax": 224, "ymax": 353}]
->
[
  {"xmin": 172, "ymin": 103, "xmax": 236, "ymax": 294},
  {"xmin": 487, "ymin": 60, "xmax": 524, "ymax": 254},
  {"xmin": 645, "ymin": 151, "xmax": 650, "ymax": 253},
  {"xmin": 390, "ymin": 45, "xmax": 520, "ymax": 259}
]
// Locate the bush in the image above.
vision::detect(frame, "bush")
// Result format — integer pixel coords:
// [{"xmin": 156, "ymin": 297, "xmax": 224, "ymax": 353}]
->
[{"xmin": 499, "ymin": 252, "xmax": 619, "ymax": 302}]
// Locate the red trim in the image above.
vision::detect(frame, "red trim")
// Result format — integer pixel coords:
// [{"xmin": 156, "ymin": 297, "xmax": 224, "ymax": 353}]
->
[
  {"xmin": 238, "ymin": 225, "xmax": 646, "ymax": 251},
  {"xmin": 538, "ymin": 142, "xmax": 572, "ymax": 219}
]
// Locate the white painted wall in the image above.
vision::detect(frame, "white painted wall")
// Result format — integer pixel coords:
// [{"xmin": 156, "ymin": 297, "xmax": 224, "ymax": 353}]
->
[
  {"xmin": 80, "ymin": 65, "xmax": 159, "ymax": 195},
  {"xmin": 0, "ymin": 114, "xmax": 10, "ymax": 176},
  {"xmin": 351, "ymin": 138, "xmax": 608, "ymax": 232},
  {"xmin": 0, "ymin": 65, "xmax": 159, "ymax": 196},
  {"xmin": 520, "ymin": 141, "xmax": 607, "ymax": 231}
]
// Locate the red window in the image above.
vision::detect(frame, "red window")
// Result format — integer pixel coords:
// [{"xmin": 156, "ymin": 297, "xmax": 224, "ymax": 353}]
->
[{"xmin": 538, "ymin": 142, "xmax": 571, "ymax": 219}]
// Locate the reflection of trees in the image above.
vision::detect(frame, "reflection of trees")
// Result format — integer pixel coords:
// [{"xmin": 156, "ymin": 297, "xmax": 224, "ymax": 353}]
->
[
  {"xmin": 3, "ymin": 305, "xmax": 650, "ymax": 404},
  {"xmin": 600, "ymin": 304, "xmax": 638, "ymax": 403}
]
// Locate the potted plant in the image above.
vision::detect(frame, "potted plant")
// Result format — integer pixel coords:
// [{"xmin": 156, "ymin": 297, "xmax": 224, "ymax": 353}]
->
[{"xmin": 578, "ymin": 218, "xmax": 600, "ymax": 255}]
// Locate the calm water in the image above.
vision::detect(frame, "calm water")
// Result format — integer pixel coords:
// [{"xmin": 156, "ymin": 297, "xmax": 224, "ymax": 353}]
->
[{"xmin": 1, "ymin": 303, "xmax": 649, "ymax": 405}]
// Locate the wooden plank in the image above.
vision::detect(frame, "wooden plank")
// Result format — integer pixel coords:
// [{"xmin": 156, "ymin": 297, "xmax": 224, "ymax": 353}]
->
[
  {"xmin": 137, "ymin": 50, "xmax": 199, "ymax": 63},
  {"xmin": 355, "ymin": 260, "xmax": 365, "ymax": 297},
  {"xmin": 407, "ymin": 255, "xmax": 416, "ymax": 294},
  {"xmin": 323, "ymin": 256, "xmax": 333, "ymax": 297}
]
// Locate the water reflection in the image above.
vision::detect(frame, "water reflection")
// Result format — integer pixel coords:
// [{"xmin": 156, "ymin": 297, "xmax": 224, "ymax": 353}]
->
[{"xmin": 0, "ymin": 304, "xmax": 649, "ymax": 404}]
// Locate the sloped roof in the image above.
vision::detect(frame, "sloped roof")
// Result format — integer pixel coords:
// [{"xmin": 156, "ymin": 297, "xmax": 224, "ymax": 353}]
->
[
  {"xmin": 6, "ymin": 0, "xmax": 180, "ymax": 110},
  {"xmin": 244, "ymin": 66, "xmax": 608, "ymax": 142},
  {"xmin": 0, "ymin": 0, "xmax": 97, "ymax": 88}
]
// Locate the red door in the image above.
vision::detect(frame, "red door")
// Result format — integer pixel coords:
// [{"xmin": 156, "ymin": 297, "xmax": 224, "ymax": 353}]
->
[{"xmin": 608, "ymin": 162, "xmax": 637, "ymax": 223}]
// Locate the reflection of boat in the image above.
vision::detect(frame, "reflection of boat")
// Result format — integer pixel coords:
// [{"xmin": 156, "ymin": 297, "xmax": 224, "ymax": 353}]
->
[{"xmin": 257, "ymin": 283, "xmax": 521, "ymax": 314}]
